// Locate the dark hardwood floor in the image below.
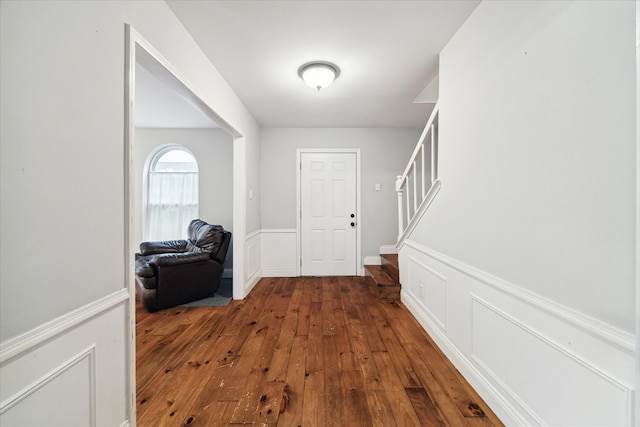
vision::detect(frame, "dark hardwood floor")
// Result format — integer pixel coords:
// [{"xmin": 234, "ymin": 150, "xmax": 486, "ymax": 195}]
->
[{"xmin": 136, "ymin": 276, "xmax": 503, "ymax": 426}]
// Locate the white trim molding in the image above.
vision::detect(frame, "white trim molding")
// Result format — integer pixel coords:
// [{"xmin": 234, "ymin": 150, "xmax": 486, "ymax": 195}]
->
[
  {"xmin": 634, "ymin": 1, "xmax": 640, "ymax": 422},
  {"xmin": 400, "ymin": 239, "xmax": 635, "ymax": 426}
]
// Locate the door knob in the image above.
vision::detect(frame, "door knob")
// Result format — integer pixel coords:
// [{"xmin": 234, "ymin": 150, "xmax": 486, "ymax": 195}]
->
[
  {"xmin": 350, "ymin": 213, "xmax": 355, "ymax": 218},
  {"xmin": 350, "ymin": 222, "xmax": 355, "ymax": 227}
]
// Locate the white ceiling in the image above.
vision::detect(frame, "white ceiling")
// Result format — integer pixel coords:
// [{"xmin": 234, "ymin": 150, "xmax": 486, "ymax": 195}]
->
[{"xmin": 141, "ymin": 0, "xmax": 480, "ymax": 129}]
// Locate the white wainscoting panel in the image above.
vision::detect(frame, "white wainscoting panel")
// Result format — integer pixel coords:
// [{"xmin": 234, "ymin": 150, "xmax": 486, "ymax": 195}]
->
[
  {"xmin": 0, "ymin": 290, "xmax": 129, "ymax": 427},
  {"xmin": 261, "ymin": 229, "xmax": 297, "ymax": 277},
  {"xmin": 399, "ymin": 240, "xmax": 635, "ymax": 426},
  {"xmin": 1, "ymin": 346, "xmax": 96, "ymax": 426},
  {"xmin": 471, "ymin": 297, "xmax": 632, "ymax": 426},
  {"xmin": 406, "ymin": 255, "xmax": 447, "ymax": 331},
  {"xmin": 245, "ymin": 230, "xmax": 262, "ymax": 295}
]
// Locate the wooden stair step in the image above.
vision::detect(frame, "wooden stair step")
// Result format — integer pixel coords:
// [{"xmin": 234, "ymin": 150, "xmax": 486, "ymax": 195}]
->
[
  {"xmin": 380, "ymin": 254, "xmax": 399, "ymax": 283},
  {"xmin": 364, "ymin": 264, "xmax": 400, "ymax": 302}
]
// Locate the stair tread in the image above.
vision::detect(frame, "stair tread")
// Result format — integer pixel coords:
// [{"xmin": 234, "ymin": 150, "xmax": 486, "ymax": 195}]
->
[
  {"xmin": 364, "ymin": 264, "xmax": 399, "ymax": 286},
  {"xmin": 364, "ymin": 263, "xmax": 401, "ymax": 302}
]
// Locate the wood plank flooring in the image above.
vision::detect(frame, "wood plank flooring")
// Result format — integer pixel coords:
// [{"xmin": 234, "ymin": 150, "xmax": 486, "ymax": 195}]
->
[{"xmin": 136, "ymin": 276, "xmax": 503, "ymax": 426}]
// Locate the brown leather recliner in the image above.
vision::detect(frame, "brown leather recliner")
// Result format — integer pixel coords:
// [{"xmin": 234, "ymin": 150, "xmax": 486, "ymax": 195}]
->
[{"xmin": 135, "ymin": 219, "xmax": 231, "ymax": 312}]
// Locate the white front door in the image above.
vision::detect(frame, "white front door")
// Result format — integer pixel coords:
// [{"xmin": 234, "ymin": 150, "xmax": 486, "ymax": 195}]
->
[{"xmin": 300, "ymin": 152, "xmax": 357, "ymax": 276}]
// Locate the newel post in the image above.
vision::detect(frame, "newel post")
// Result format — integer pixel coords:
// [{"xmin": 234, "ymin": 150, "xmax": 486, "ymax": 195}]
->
[{"xmin": 395, "ymin": 175, "xmax": 404, "ymax": 240}]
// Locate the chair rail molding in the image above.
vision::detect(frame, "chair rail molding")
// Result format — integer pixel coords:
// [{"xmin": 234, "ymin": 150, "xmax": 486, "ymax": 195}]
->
[{"xmin": 0, "ymin": 289, "xmax": 128, "ymax": 363}]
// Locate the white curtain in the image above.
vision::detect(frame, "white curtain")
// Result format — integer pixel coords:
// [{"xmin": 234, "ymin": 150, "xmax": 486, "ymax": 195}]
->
[{"xmin": 145, "ymin": 171, "xmax": 198, "ymax": 241}]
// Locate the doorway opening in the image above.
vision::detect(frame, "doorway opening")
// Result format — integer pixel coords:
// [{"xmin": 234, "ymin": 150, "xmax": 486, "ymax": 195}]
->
[{"xmin": 124, "ymin": 24, "xmax": 246, "ymax": 422}]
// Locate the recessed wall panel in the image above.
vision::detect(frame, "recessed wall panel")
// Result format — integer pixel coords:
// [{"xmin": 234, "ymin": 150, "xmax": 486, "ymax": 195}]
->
[
  {"xmin": 247, "ymin": 238, "xmax": 260, "ymax": 278},
  {"xmin": 407, "ymin": 256, "xmax": 447, "ymax": 330},
  {"xmin": 1, "ymin": 350, "xmax": 95, "ymax": 427}
]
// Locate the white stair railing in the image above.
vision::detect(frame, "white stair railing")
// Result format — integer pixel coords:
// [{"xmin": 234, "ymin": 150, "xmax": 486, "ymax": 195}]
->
[{"xmin": 396, "ymin": 102, "xmax": 441, "ymax": 249}]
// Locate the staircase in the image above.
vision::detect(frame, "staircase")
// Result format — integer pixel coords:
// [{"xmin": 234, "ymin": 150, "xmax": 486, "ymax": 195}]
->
[
  {"xmin": 364, "ymin": 254, "xmax": 400, "ymax": 302},
  {"xmin": 395, "ymin": 102, "xmax": 440, "ymax": 249},
  {"xmin": 364, "ymin": 102, "xmax": 440, "ymax": 303}
]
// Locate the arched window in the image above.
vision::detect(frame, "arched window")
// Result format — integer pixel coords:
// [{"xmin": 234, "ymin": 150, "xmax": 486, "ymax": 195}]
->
[{"xmin": 144, "ymin": 146, "xmax": 199, "ymax": 241}]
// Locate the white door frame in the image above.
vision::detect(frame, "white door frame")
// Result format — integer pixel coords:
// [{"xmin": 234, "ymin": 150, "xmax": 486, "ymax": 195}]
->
[
  {"xmin": 296, "ymin": 148, "xmax": 362, "ymax": 276},
  {"xmin": 125, "ymin": 25, "xmax": 246, "ymax": 425},
  {"xmin": 634, "ymin": 1, "xmax": 639, "ymax": 423}
]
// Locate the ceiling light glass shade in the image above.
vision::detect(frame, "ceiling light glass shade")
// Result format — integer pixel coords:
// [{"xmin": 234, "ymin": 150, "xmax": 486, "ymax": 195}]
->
[{"xmin": 298, "ymin": 62, "xmax": 340, "ymax": 91}]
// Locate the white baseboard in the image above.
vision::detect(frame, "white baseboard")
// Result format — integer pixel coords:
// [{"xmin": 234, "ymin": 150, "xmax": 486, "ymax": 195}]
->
[{"xmin": 400, "ymin": 239, "xmax": 635, "ymax": 426}]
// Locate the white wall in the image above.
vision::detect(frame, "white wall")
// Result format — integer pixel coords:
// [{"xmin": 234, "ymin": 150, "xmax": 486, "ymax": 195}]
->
[
  {"xmin": 134, "ymin": 128, "xmax": 234, "ymax": 245},
  {"xmin": 261, "ymin": 128, "xmax": 419, "ymax": 261},
  {"xmin": 404, "ymin": 1, "xmax": 636, "ymax": 425},
  {"xmin": 416, "ymin": 0, "xmax": 636, "ymax": 333},
  {"xmin": 0, "ymin": 1, "xmax": 260, "ymax": 425}
]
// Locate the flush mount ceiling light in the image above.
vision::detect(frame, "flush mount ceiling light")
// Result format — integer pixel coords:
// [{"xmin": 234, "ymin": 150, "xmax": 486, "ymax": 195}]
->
[{"xmin": 298, "ymin": 61, "xmax": 340, "ymax": 92}]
